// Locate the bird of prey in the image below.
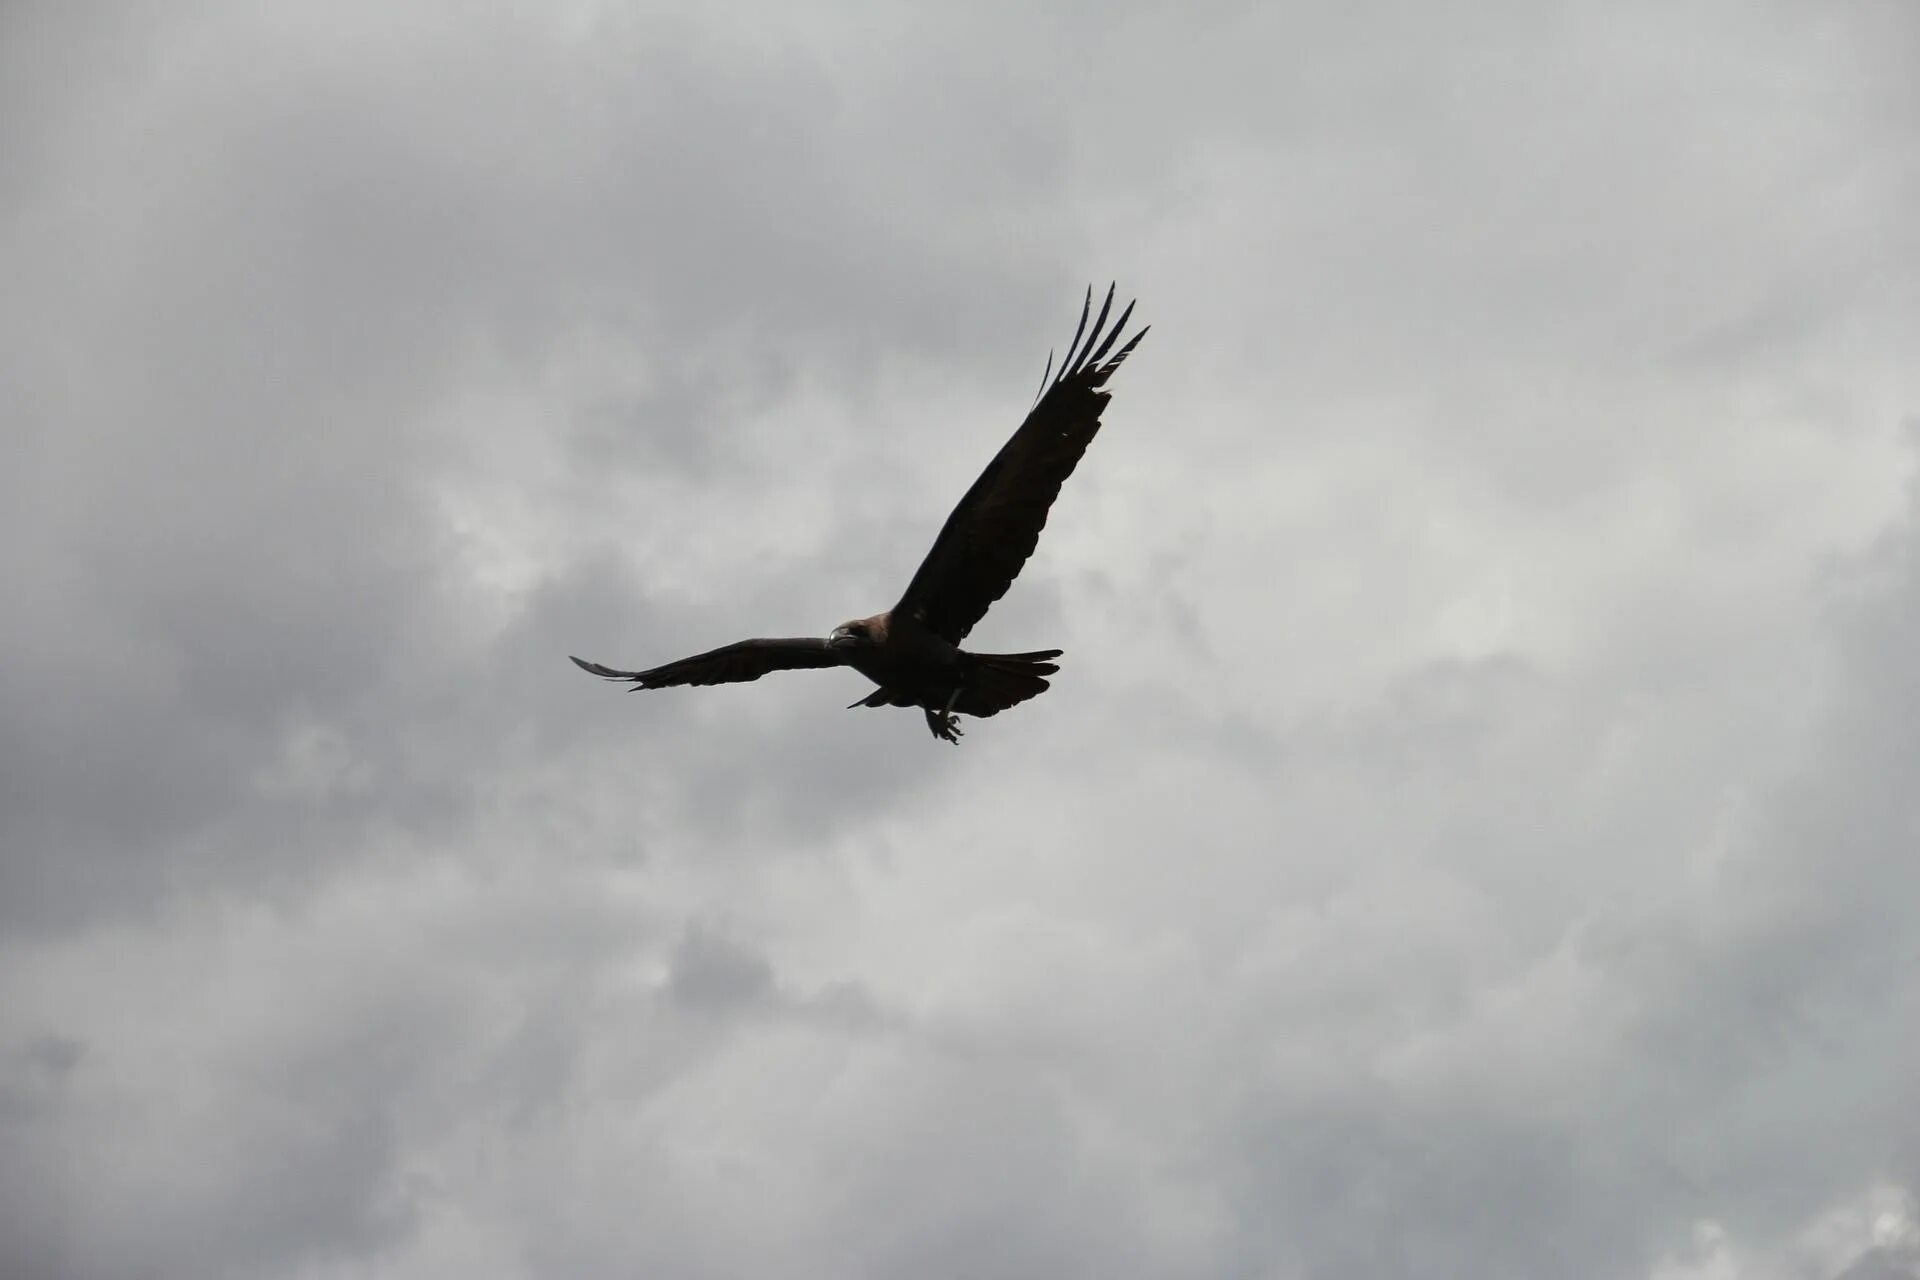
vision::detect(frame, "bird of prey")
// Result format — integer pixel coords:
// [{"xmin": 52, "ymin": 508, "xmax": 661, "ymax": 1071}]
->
[{"xmin": 571, "ymin": 285, "xmax": 1146, "ymax": 744}]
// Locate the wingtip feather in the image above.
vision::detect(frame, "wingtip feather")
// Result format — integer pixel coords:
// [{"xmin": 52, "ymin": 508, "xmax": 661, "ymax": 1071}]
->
[
  {"xmin": 1102, "ymin": 325, "xmax": 1148, "ymax": 374},
  {"xmin": 1033, "ymin": 347, "xmax": 1055, "ymax": 406},
  {"xmin": 1060, "ymin": 285, "xmax": 1094, "ymax": 385},
  {"xmin": 1084, "ymin": 297, "xmax": 1136, "ymax": 370},
  {"xmin": 1069, "ymin": 283, "xmax": 1118, "ymax": 376},
  {"xmin": 571, "ymin": 655, "xmax": 634, "ymax": 682}
]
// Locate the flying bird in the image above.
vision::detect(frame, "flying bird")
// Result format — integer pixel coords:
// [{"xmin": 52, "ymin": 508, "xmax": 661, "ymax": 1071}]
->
[{"xmin": 571, "ymin": 285, "xmax": 1147, "ymax": 744}]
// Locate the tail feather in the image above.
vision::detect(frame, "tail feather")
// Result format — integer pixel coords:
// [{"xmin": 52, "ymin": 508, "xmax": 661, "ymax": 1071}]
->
[
  {"xmin": 974, "ymin": 649, "xmax": 1062, "ymax": 676},
  {"xmin": 845, "ymin": 650, "xmax": 1067, "ymax": 719},
  {"xmin": 960, "ymin": 649, "xmax": 1063, "ymax": 717},
  {"xmin": 979, "ymin": 649, "xmax": 1063, "ymax": 664}
]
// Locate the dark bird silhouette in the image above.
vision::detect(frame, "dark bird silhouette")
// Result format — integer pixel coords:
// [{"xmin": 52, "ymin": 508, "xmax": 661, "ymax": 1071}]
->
[{"xmin": 571, "ymin": 285, "xmax": 1147, "ymax": 743}]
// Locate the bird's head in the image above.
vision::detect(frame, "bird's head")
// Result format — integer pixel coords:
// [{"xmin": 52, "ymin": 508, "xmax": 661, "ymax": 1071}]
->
[{"xmin": 829, "ymin": 617, "xmax": 878, "ymax": 650}]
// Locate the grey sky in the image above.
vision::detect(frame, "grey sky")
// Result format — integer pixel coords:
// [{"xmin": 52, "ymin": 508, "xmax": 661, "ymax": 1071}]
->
[{"xmin": 4, "ymin": 1, "xmax": 1918, "ymax": 1277}]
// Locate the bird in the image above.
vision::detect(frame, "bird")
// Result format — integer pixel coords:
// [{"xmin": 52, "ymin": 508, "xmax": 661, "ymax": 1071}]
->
[{"xmin": 571, "ymin": 284, "xmax": 1146, "ymax": 744}]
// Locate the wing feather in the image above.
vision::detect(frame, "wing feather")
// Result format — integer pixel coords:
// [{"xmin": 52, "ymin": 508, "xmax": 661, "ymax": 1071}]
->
[
  {"xmin": 894, "ymin": 285, "xmax": 1147, "ymax": 643},
  {"xmin": 1059, "ymin": 286, "xmax": 1094, "ymax": 384},
  {"xmin": 1083, "ymin": 297, "xmax": 1136, "ymax": 369},
  {"xmin": 570, "ymin": 638, "xmax": 845, "ymax": 690},
  {"xmin": 1031, "ymin": 348, "xmax": 1055, "ymax": 408},
  {"xmin": 1068, "ymin": 284, "xmax": 1116, "ymax": 373}
]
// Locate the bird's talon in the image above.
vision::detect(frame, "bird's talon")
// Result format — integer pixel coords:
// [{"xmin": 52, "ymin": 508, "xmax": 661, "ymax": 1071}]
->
[{"xmin": 927, "ymin": 710, "xmax": 964, "ymax": 743}]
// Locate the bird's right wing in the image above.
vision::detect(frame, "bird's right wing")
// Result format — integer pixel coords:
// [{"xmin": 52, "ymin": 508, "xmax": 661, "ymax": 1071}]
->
[
  {"xmin": 570, "ymin": 638, "xmax": 847, "ymax": 689},
  {"xmin": 893, "ymin": 285, "xmax": 1146, "ymax": 643}
]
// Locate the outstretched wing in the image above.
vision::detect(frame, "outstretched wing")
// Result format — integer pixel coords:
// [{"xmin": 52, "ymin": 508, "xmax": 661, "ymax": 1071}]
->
[
  {"xmin": 570, "ymin": 638, "xmax": 846, "ymax": 689},
  {"xmin": 895, "ymin": 284, "xmax": 1146, "ymax": 643}
]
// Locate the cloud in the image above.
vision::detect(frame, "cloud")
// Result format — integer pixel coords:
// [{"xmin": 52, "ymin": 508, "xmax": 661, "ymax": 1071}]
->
[{"xmin": 2, "ymin": 1, "xmax": 1917, "ymax": 1277}]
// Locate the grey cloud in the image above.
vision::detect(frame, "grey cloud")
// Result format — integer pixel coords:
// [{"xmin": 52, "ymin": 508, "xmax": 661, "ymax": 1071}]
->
[
  {"xmin": 1838, "ymin": 1249, "xmax": 1920, "ymax": 1280},
  {"xmin": 667, "ymin": 924, "xmax": 777, "ymax": 1012},
  {"xmin": 4, "ymin": 1, "xmax": 1918, "ymax": 1278}
]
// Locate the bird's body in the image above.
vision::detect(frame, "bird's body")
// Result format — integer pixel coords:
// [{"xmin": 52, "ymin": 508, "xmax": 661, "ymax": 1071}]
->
[
  {"xmin": 828, "ymin": 610, "xmax": 1063, "ymax": 741},
  {"xmin": 571, "ymin": 285, "xmax": 1146, "ymax": 743},
  {"xmin": 833, "ymin": 610, "xmax": 957, "ymax": 701}
]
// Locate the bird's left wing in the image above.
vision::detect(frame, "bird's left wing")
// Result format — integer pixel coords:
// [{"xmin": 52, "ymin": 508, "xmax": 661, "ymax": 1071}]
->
[
  {"xmin": 894, "ymin": 284, "xmax": 1146, "ymax": 643},
  {"xmin": 570, "ymin": 638, "xmax": 846, "ymax": 689}
]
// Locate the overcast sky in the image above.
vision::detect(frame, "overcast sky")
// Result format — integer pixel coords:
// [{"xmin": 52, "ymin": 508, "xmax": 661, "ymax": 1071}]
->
[{"xmin": 4, "ymin": 2, "xmax": 1919, "ymax": 1277}]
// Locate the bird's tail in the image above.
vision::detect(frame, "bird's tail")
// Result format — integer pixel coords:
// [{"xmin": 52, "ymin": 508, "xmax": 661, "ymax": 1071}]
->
[
  {"xmin": 971, "ymin": 649, "xmax": 1063, "ymax": 673},
  {"xmin": 959, "ymin": 649, "xmax": 1063, "ymax": 717}
]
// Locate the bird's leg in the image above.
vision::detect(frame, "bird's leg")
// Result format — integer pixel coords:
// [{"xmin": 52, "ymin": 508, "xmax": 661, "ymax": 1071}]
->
[
  {"xmin": 923, "ymin": 706, "xmax": 962, "ymax": 743},
  {"xmin": 925, "ymin": 686, "xmax": 965, "ymax": 744}
]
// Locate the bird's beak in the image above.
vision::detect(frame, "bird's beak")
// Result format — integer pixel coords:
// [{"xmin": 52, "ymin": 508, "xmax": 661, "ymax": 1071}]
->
[{"xmin": 828, "ymin": 628, "xmax": 856, "ymax": 650}]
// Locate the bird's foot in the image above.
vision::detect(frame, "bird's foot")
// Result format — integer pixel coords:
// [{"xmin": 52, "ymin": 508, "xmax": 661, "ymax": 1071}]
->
[{"xmin": 926, "ymin": 708, "xmax": 964, "ymax": 744}]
